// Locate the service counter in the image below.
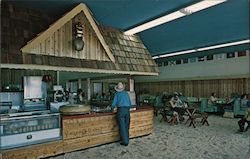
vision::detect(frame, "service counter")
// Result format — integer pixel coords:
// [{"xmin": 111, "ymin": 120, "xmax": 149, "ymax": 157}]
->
[{"xmin": 1, "ymin": 107, "xmax": 154, "ymax": 159}]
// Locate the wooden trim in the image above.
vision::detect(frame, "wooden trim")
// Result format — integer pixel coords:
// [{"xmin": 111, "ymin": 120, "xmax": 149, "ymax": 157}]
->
[
  {"xmin": 62, "ymin": 106, "xmax": 153, "ymax": 119},
  {"xmin": 0, "ymin": 64, "xmax": 159, "ymax": 76},
  {"xmin": 20, "ymin": 3, "xmax": 116, "ymax": 62}
]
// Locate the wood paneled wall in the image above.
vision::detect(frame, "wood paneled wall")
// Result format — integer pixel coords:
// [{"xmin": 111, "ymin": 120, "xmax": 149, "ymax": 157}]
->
[
  {"xmin": 135, "ymin": 78, "xmax": 250, "ymax": 99},
  {"xmin": 0, "ymin": 69, "xmax": 57, "ymax": 90}
]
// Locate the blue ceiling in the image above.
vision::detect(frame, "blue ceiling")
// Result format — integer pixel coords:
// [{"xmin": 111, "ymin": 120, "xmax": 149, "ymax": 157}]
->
[{"xmin": 8, "ymin": 0, "xmax": 250, "ymax": 56}]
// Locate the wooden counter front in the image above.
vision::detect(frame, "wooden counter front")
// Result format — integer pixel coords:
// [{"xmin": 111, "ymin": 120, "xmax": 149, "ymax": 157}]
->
[
  {"xmin": 1, "ymin": 107, "xmax": 153, "ymax": 159},
  {"xmin": 62, "ymin": 107, "xmax": 154, "ymax": 152}
]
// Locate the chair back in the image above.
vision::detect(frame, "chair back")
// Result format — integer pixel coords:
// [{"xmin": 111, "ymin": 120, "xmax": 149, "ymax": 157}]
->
[{"xmin": 200, "ymin": 98, "xmax": 208, "ymax": 112}]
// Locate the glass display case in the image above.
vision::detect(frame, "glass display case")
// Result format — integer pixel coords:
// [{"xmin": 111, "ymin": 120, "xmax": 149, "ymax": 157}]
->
[{"xmin": 0, "ymin": 113, "xmax": 61, "ymax": 149}]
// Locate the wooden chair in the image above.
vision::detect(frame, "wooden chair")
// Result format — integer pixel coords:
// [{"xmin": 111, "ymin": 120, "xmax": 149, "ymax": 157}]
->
[{"xmin": 159, "ymin": 108, "xmax": 179, "ymax": 125}]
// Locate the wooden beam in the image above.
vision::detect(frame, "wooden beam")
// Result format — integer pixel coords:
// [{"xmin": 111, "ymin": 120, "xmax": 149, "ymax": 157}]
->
[
  {"xmin": 0, "ymin": 63, "xmax": 159, "ymax": 76},
  {"xmin": 20, "ymin": 3, "xmax": 116, "ymax": 62}
]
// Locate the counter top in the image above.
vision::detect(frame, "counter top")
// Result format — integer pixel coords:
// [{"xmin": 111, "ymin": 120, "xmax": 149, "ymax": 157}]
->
[{"xmin": 62, "ymin": 106, "xmax": 153, "ymax": 119}]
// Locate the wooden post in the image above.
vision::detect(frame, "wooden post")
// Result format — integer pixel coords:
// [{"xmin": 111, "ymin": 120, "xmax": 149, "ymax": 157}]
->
[
  {"xmin": 66, "ymin": 81, "xmax": 69, "ymax": 91},
  {"xmin": 127, "ymin": 75, "xmax": 134, "ymax": 92},
  {"xmin": 78, "ymin": 79, "xmax": 82, "ymax": 89},
  {"xmin": 87, "ymin": 78, "xmax": 91, "ymax": 101},
  {"xmin": 56, "ymin": 71, "xmax": 60, "ymax": 85}
]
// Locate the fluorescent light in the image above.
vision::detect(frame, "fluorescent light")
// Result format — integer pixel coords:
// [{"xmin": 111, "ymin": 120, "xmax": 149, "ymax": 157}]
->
[
  {"xmin": 184, "ymin": 0, "xmax": 226, "ymax": 13},
  {"xmin": 158, "ymin": 49, "xmax": 196, "ymax": 58},
  {"xmin": 125, "ymin": 0, "xmax": 227, "ymax": 35},
  {"xmin": 152, "ymin": 56, "xmax": 159, "ymax": 59},
  {"xmin": 152, "ymin": 39, "xmax": 250, "ymax": 59},
  {"xmin": 125, "ymin": 11, "xmax": 185, "ymax": 35},
  {"xmin": 197, "ymin": 39, "xmax": 250, "ymax": 51}
]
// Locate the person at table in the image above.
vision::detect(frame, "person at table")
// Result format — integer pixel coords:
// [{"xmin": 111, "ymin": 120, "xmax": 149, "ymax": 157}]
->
[
  {"xmin": 240, "ymin": 94, "xmax": 249, "ymax": 108},
  {"xmin": 238, "ymin": 106, "xmax": 250, "ymax": 132},
  {"xmin": 175, "ymin": 94, "xmax": 184, "ymax": 107},
  {"xmin": 111, "ymin": 82, "xmax": 131, "ymax": 146},
  {"xmin": 169, "ymin": 95, "xmax": 184, "ymax": 121},
  {"xmin": 208, "ymin": 92, "xmax": 218, "ymax": 105}
]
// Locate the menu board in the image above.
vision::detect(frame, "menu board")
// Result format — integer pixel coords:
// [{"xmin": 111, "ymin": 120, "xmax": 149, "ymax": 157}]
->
[{"xmin": 24, "ymin": 76, "xmax": 47, "ymax": 99}]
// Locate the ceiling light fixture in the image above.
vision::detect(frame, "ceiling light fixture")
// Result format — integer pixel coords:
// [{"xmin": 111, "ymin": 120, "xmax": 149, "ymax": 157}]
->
[
  {"xmin": 197, "ymin": 39, "xmax": 250, "ymax": 51},
  {"xmin": 158, "ymin": 49, "xmax": 196, "ymax": 58},
  {"xmin": 124, "ymin": 0, "xmax": 227, "ymax": 35},
  {"xmin": 153, "ymin": 39, "xmax": 250, "ymax": 59}
]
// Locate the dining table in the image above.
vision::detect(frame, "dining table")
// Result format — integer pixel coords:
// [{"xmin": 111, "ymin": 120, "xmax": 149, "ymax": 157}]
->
[{"xmin": 185, "ymin": 106, "xmax": 209, "ymax": 128}]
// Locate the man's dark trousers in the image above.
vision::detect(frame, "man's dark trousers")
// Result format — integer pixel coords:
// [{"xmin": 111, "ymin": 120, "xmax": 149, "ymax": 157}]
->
[{"xmin": 117, "ymin": 107, "xmax": 130, "ymax": 145}]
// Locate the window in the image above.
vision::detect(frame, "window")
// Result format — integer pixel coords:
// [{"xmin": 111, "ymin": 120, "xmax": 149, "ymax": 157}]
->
[
  {"xmin": 168, "ymin": 61, "xmax": 176, "ymax": 66},
  {"xmin": 182, "ymin": 59, "xmax": 188, "ymax": 64},
  {"xmin": 68, "ymin": 81, "xmax": 78, "ymax": 93},
  {"xmin": 188, "ymin": 57, "xmax": 196, "ymax": 63},
  {"xmin": 176, "ymin": 59, "xmax": 182, "ymax": 65},
  {"xmin": 207, "ymin": 55, "xmax": 213, "ymax": 61},
  {"xmin": 226, "ymin": 52, "xmax": 235, "ymax": 58},
  {"xmin": 214, "ymin": 53, "xmax": 225, "ymax": 60},
  {"xmin": 198, "ymin": 56, "xmax": 205, "ymax": 62},
  {"xmin": 238, "ymin": 51, "xmax": 246, "ymax": 57},
  {"xmin": 157, "ymin": 62, "xmax": 162, "ymax": 67},
  {"xmin": 163, "ymin": 61, "xmax": 168, "ymax": 66},
  {"xmin": 93, "ymin": 83, "xmax": 102, "ymax": 96}
]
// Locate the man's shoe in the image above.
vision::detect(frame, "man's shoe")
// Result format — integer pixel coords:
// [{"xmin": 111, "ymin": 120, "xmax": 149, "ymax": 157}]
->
[{"xmin": 120, "ymin": 143, "xmax": 128, "ymax": 146}]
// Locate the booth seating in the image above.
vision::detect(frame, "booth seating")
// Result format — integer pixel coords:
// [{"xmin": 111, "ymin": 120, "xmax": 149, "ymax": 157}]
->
[
  {"xmin": 200, "ymin": 98, "xmax": 218, "ymax": 113},
  {"xmin": 186, "ymin": 97, "xmax": 199, "ymax": 107},
  {"xmin": 139, "ymin": 94, "xmax": 156, "ymax": 106},
  {"xmin": 233, "ymin": 99, "xmax": 248, "ymax": 116},
  {"xmin": 153, "ymin": 95, "xmax": 164, "ymax": 116}
]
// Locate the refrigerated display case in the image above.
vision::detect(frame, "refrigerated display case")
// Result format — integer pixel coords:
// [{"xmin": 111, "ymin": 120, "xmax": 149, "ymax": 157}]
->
[{"xmin": 0, "ymin": 113, "xmax": 61, "ymax": 149}]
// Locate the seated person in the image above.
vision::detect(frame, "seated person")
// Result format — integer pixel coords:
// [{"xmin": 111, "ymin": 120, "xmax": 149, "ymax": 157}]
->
[
  {"xmin": 240, "ymin": 94, "xmax": 249, "ymax": 108},
  {"xmin": 175, "ymin": 94, "xmax": 187, "ymax": 108},
  {"xmin": 238, "ymin": 106, "xmax": 250, "ymax": 132},
  {"xmin": 169, "ymin": 95, "xmax": 185, "ymax": 121},
  {"xmin": 208, "ymin": 92, "xmax": 218, "ymax": 105}
]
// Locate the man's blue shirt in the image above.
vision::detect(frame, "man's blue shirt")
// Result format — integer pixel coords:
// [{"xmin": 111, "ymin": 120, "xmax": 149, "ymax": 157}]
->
[{"xmin": 111, "ymin": 91, "xmax": 131, "ymax": 111}]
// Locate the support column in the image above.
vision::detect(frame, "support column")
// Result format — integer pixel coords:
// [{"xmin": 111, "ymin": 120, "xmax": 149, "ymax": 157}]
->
[
  {"xmin": 56, "ymin": 71, "xmax": 60, "ymax": 85},
  {"xmin": 78, "ymin": 79, "xmax": 82, "ymax": 89},
  {"xmin": 127, "ymin": 75, "xmax": 134, "ymax": 92},
  {"xmin": 87, "ymin": 78, "xmax": 91, "ymax": 101}
]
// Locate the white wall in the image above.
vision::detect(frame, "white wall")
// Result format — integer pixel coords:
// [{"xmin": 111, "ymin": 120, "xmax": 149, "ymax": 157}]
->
[{"xmin": 134, "ymin": 56, "xmax": 250, "ymax": 82}]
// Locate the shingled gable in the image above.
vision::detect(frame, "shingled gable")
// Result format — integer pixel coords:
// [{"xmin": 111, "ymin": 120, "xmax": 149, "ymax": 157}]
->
[
  {"xmin": 99, "ymin": 26, "xmax": 159, "ymax": 74},
  {"xmin": 20, "ymin": 3, "xmax": 115, "ymax": 62},
  {"xmin": 2, "ymin": 3, "xmax": 158, "ymax": 75}
]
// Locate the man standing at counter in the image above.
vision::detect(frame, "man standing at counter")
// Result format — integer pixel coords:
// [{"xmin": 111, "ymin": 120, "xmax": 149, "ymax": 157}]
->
[{"xmin": 111, "ymin": 82, "xmax": 131, "ymax": 146}]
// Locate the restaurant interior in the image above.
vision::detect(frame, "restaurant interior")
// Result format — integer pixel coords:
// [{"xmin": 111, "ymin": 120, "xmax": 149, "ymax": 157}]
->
[{"xmin": 0, "ymin": 0, "xmax": 249, "ymax": 159}]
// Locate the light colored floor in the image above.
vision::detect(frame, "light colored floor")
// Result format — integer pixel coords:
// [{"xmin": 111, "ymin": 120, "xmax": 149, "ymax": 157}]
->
[{"xmin": 50, "ymin": 115, "xmax": 250, "ymax": 159}]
